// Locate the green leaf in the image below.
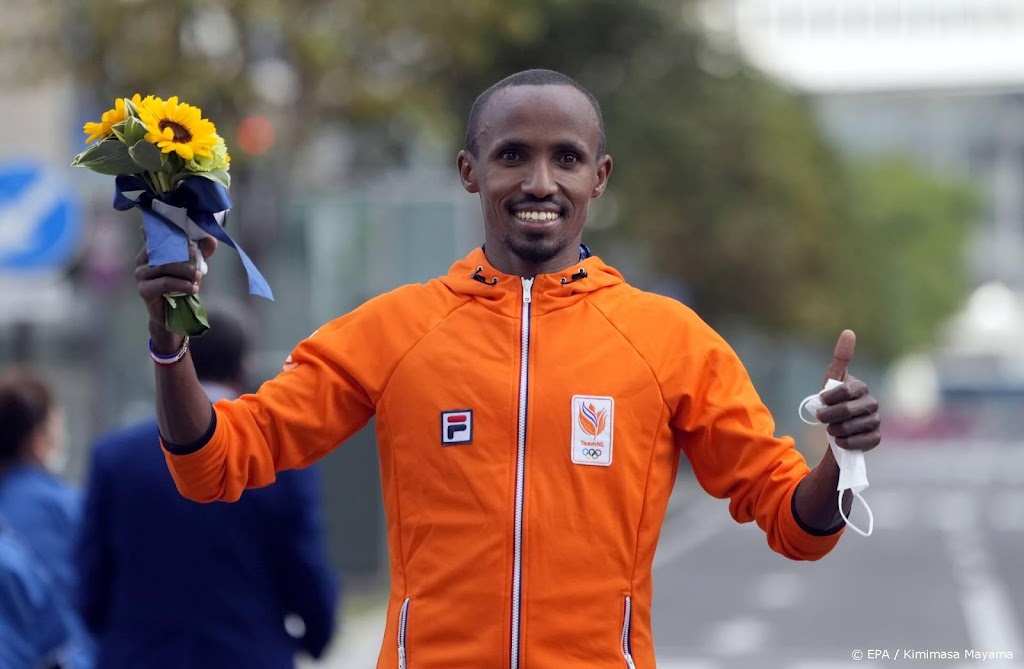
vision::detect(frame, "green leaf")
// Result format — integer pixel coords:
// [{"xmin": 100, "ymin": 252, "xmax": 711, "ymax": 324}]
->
[
  {"xmin": 123, "ymin": 116, "xmax": 148, "ymax": 146},
  {"xmin": 163, "ymin": 293, "xmax": 210, "ymax": 337},
  {"xmin": 70, "ymin": 139, "xmax": 140, "ymax": 175},
  {"xmin": 193, "ymin": 169, "xmax": 231, "ymax": 190},
  {"xmin": 129, "ymin": 139, "xmax": 166, "ymax": 173},
  {"xmin": 123, "ymin": 96, "xmax": 141, "ymax": 119},
  {"xmin": 110, "ymin": 120, "xmax": 127, "ymax": 143}
]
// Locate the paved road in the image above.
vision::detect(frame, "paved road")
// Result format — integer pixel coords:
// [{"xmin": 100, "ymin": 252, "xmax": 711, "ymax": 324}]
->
[
  {"xmin": 650, "ymin": 441, "xmax": 1024, "ymax": 669},
  {"xmin": 308, "ymin": 440, "xmax": 1024, "ymax": 668}
]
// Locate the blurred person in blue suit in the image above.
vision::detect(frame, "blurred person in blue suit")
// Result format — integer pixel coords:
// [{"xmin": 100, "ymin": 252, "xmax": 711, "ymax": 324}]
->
[
  {"xmin": 76, "ymin": 303, "xmax": 341, "ymax": 669},
  {"xmin": 0, "ymin": 516, "xmax": 71, "ymax": 669},
  {"xmin": 0, "ymin": 369, "xmax": 94, "ymax": 669}
]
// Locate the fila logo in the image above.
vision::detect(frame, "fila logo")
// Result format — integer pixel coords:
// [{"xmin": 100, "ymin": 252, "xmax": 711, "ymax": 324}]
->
[
  {"xmin": 571, "ymin": 395, "xmax": 614, "ymax": 466},
  {"xmin": 441, "ymin": 410, "xmax": 473, "ymax": 446}
]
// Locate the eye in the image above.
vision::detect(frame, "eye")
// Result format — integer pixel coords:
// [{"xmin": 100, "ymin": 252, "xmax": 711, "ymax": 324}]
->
[
  {"xmin": 501, "ymin": 150, "xmax": 523, "ymax": 162},
  {"xmin": 558, "ymin": 152, "xmax": 580, "ymax": 165}
]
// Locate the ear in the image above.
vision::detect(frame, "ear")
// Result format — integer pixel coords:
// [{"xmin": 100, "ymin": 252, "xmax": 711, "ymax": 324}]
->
[
  {"xmin": 457, "ymin": 150, "xmax": 479, "ymax": 194},
  {"xmin": 591, "ymin": 154, "xmax": 613, "ymax": 199}
]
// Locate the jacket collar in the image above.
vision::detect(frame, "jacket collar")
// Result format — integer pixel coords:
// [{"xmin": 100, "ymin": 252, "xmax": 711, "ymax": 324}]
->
[{"xmin": 441, "ymin": 246, "xmax": 624, "ymax": 316}]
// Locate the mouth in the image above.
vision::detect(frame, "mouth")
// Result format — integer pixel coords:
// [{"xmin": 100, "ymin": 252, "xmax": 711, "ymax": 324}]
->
[{"xmin": 510, "ymin": 208, "xmax": 563, "ymax": 229}]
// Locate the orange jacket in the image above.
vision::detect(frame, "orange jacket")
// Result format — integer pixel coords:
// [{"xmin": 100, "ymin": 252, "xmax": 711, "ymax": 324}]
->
[{"xmin": 164, "ymin": 247, "xmax": 842, "ymax": 669}]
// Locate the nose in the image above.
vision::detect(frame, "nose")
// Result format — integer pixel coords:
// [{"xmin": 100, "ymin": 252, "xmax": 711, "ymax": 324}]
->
[{"xmin": 521, "ymin": 161, "xmax": 558, "ymax": 198}]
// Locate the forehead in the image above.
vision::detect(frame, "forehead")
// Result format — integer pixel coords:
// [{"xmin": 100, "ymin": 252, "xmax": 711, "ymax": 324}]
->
[{"xmin": 476, "ymin": 84, "xmax": 601, "ymax": 152}]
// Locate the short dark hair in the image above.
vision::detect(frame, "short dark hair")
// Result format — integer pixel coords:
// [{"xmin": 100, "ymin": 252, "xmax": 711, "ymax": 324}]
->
[
  {"xmin": 0, "ymin": 369, "xmax": 54, "ymax": 465},
  {"xmin": 465, "ymin": 68, "xmax": 606, "ymax": 157},
  {"xmin": 190, "ymin": 304, "xmax": 250, "ymax": 385}
]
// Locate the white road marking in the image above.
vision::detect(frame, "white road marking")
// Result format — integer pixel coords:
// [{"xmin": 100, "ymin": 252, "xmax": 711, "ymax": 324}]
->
[
  {"xmin": 752, "ymin": 571, "xmax": 803, "ymax": 610},
  {"xmin": 706, "ymin": 616, "xmax": 769, "ymax": 656},
  {"xmin": 944, "ymin": 510, "xmax": 1023, "ymax": 667}
]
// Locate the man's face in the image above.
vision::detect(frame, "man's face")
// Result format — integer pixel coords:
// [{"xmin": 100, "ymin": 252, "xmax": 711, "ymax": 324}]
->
[{"xmin": 458, "ymin": 84, "xmax": 612, "ymax": 275}]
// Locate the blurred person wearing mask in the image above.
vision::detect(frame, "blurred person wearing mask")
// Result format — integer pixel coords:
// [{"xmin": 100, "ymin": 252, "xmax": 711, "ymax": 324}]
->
[
  {"xmin": 0, "ymin": 517, "xmax": 71, "ymax": 669},
  {"xmin": 0, "ymin": 370, "xmax": 94, "ymax": 669},
  {"xmin": 76, "ymin": 303, "xmax": 340, "ymax": 669},
  {"xmin": 135, "ymin": 69, "xmax": 882, "ymax": 668}
]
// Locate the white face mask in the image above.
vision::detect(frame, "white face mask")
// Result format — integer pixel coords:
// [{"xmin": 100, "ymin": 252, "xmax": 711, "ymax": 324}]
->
[
  {"xmin": 798, "ymin": 378, "xmax": 874, "ymax": 537},
  {"xmin": 38, "ymin": 410, "xmax": 69, "ymax": 476},
  {"xmin": 43, "ymin": 443, "xmax": 69, "ymax": 475}
]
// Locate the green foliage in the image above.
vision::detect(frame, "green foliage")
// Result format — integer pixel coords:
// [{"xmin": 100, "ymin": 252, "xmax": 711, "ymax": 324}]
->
[
  {"xmin": 829, "ymin": 159, "xmax": 978, "ymax": 361},
  {"xmin": 70, "ymin": 139, "xmax": 140, "ymax": 175},
  {"xmin": 26, "ymin": 0, "xmax": 979, "ymax": 361}
]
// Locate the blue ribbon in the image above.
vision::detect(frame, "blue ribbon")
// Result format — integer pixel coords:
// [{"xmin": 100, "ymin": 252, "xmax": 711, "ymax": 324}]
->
[{"xmin": 114, "ymin": 175, "xmax": 273, "ymax": 300}]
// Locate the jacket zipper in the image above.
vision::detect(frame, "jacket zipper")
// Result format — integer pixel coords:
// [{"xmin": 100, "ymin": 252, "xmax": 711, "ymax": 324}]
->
[
  {"xmin": 510, "ymin": 277, "xmax": 534, "ymax": 669},
  {"xmin": 398, "ymin": 597, "xmax": 411, "ymax": 669},
  {"xmin": 622, "ymin": 596, "xmax": 637, "ymax": 669}
]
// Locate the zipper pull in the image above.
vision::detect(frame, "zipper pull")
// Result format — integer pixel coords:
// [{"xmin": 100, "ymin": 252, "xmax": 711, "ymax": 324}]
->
[
  {"xmin": 522, "ymin": 277, "xmax": 534, "ymax": 304},
  {"xmin": 398, "ymin": 647, "xmax": 407, "ymax": 669}
]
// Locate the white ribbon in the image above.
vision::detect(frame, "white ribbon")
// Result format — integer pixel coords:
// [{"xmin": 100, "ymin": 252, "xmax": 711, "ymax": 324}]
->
[{"xmin": 150, "ymin": 198, "xmax": 227, "ymax": 276}]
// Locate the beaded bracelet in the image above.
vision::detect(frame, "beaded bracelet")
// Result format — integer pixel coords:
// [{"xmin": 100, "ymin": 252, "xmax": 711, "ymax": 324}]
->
[{"xmin": 149, "ymin": 336, "xmax": 190, "ymax": 366}]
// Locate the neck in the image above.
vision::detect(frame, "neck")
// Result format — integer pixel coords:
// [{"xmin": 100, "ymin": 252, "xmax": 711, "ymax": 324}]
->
[{"xmin": 483, "ymin": 239, "xmax": 586, "ymax": 277}]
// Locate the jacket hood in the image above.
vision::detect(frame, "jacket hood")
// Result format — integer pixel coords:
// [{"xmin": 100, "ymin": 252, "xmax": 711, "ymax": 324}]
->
[{"xmin": 440, "ymin": 246, "xmax": 625, "ymax": 316}]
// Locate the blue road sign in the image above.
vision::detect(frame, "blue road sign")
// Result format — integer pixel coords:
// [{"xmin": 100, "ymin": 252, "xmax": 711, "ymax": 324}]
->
[{"xmin": 0, "ymin": 161, "xmax": 82, "ymax": 272}]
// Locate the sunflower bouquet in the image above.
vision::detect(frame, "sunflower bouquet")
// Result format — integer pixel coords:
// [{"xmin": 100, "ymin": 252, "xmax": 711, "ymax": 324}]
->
[{"xmin": 72, "ymin": 94, "xmax": 272, "ymax": 336}]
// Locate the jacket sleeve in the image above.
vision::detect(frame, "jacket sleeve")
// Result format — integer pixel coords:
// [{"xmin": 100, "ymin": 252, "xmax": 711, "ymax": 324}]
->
[
  {"xmin": 162, "ymin": 286, "xmax": 450, "ymax": 503},
  {"xmin": 75, "ymin": 444, "xmax": 113, "ymax": 635},
  {"xmin": 0, "ymin": 533, "xmax": 72, "ymax": 663},
  {"xmin": 275, "ymin": 466, "xmax": 340, "ymax": 659},
  {"xmin": 669, "ymin": 325, "xmax": 844, "ymax": 561}
]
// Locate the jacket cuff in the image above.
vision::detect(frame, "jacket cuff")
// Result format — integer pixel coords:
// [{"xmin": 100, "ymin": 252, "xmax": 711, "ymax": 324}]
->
[
  {"xmin": 791, "ymin": 488, "xmax": 846, "ymax": 536},
  {"xmin": 160, "ymin": 408, "xmax": 217, "ymax": 455},
  {"xmin": 778, "ymin": 484, "xmax": 845, "ymax": 560}
]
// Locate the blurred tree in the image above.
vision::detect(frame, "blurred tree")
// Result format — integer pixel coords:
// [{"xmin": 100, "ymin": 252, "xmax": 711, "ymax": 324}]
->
[
  {"xmin": 5, "ymin": 0, "xmax": 976, "ymax": 362},
  {"xmin": 830, "ymin": 158, "xmax": 977, "ymax": 362}
]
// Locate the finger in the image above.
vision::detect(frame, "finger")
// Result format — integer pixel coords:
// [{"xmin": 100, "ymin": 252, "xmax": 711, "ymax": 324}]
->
[
  {"xmin": 197, "ymin": 236, "xmax": 218, "ymax": 260},
  {"xmin": 135, "ymin": 261, "xmax": 201, "ymax": 283},
  {"xmin": 826, "ymin": 413, "xmax": 882, "ymax": 438},
  {"xmin": 815, "ymin": 393, "xmax": 879, "ymax": 425},
  {"xmin": 824, "ymin": 329, "xmax": 856, "ymax": 385},
  {"xmin": 835, "ymin": 430, "xmax": 881, "ymax": 453},
  {"xmin": 820, "ymin": 375, "xmax": 869, "ymax": 405},
  {"xmin": 137, "ymin": 277, "xmax": 199, "ymax": 300}
]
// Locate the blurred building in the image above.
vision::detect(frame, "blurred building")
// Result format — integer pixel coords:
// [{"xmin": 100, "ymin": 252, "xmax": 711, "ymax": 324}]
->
[{"xmin": 706, "ymin": 0, "xmax": 1024, "ymax": 431}]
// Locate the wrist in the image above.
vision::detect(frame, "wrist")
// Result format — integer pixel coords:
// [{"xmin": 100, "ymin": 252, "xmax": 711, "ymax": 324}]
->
[{"xmin": 148, "ymin": 325, "xmax": 185, "ymax": 356}]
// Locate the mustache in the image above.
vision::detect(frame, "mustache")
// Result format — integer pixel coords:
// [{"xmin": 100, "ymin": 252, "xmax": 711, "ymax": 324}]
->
[{"xmin": 508, "ymin": 197, "xmax": 567, "ymax": 210}]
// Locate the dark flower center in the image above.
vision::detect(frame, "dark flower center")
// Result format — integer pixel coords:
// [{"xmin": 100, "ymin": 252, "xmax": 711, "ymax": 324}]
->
[{"xmin": 159, "ymin": 119, "xmax": 193, "ymax": 143}]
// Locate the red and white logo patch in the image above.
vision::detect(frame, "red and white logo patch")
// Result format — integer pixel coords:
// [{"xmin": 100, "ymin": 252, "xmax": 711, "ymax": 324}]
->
[
  {"xmin": 571, "ymin": 395, "xmax": 613, "ymax": 466},
  {"xmin": 441, "ymin": 410, "xmax": 473, "ymax": 445}
]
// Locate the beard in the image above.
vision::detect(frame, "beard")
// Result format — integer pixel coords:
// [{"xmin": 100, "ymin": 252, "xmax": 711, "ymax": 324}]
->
[{"xmin": 505, "ymin": 232, "xmax": 568, "ymax": 265}]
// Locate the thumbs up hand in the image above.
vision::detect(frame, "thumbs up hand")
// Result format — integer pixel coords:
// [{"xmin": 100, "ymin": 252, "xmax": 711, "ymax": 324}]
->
[{"xmin": 812, "ymin": 330, "xmax": 881, "ymax": 453}]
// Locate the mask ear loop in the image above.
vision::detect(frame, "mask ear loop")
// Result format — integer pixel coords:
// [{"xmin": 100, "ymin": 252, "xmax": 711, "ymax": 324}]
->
[
  {"xmin": 839, "ymin": 489, "xmax": 874, "ymax": 537},
  {"xmin": 798, "ymin": 393, "xmax": 874, "ymax": 537}
]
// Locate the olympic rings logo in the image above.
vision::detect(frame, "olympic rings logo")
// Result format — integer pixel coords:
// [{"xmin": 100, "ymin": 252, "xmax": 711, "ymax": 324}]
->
[{"xmin": 581, "ymin": 448, "xmax": 603, "ymax": 459}]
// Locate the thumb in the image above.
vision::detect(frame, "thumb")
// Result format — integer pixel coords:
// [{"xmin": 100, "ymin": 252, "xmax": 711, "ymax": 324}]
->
[{"xmin": 824, "ymin": 329, "xmax": 856, "ymax": 386}]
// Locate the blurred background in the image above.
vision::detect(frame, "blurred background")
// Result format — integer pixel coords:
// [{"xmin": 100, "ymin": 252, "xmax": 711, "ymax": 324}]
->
[{"xmin": 1, "ymin": 0, "xmax": 1022, "ymax": 666}]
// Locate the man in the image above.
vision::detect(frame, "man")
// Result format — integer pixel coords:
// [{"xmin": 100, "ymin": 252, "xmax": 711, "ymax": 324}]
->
[
  {"xmin": 76, "ymin": 305, "xmax": 340, "ymax": 669},
  {"xmin": 137, "ymin": 69, "xmax": 881, "ymax": 668}
]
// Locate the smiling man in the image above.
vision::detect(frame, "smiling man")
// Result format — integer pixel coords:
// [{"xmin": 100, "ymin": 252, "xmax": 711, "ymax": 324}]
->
[{"xmin": 137, "ymin": 69, "xmax": 882, "ymax": 668}]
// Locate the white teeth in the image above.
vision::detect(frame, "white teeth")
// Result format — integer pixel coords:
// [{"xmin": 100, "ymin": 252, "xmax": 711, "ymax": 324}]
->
[{"xmin": 514, "ymin": 211, "xmax": 560, "ymax": 222}]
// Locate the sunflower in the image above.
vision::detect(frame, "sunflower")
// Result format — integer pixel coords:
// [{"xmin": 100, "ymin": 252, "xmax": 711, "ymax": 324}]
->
[
  {"xmin": 83, "ymin": 94, "xmax": 142, "ymax": 144},
  {"xmin": 136, "ymin": 96, "xmax": 220, "ymax": 162}
]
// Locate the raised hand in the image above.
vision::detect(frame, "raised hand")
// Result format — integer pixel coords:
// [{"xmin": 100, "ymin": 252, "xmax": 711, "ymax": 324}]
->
[
  {"xmin": 814, "ymin": 330, "xmax": 881, "ymax": 453},
  {"xmin": 135, "ymin": 237, "xmax": 218, "ymax": 335}
]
